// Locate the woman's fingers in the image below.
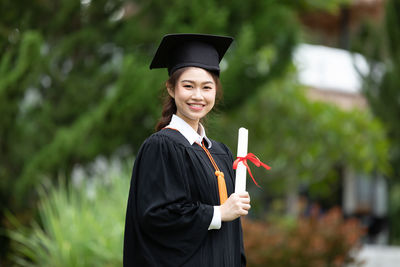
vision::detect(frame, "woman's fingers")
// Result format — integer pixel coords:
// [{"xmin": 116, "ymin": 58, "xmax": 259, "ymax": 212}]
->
[
  {"xmin": 241, "ymin": 198, "xmax": 250, "ymax": 204},
  {"xmin": 220, "ymin": 192, "xmax": 251, "ymax": 221},
  {"xmin": 238, "ymin": 192, "xmax": 250, "ymax": 202},
  {"xmin": 238, "ymin": 192, "xmax": 249, "ymax": 198},
  {"xmin": 242, "ymin": 203, "xmax": 251, "ymax": 210},
  {"xmin": 239, "ymin": 209, "xmax": 248, "ymax": 216}
]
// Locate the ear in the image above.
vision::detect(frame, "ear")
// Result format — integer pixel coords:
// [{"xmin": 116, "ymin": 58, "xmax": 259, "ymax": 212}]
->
[{"xmin": 166, "ymin": 84, "xmax": 175, "ymax": 99}]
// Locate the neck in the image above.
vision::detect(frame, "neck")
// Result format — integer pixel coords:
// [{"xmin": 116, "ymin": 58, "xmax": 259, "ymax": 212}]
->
[
  {"xmin": 175, "ymin": 113, "xmax": 199, "ymax": 132},
  {"xmin": 188, "ymin": 121, "xmax": 199, "ymax": 133}
]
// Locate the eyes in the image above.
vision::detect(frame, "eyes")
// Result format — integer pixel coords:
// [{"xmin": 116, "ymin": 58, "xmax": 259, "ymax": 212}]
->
[{"xmin": 183, "ymin": 84, "xmax": 214, "ymax": 90}]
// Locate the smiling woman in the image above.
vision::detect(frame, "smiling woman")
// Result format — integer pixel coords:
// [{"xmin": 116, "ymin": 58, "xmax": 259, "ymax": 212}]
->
[
  {"xmin": 168, "ymin": 67, "xmax": 217, "ymax": 130},
  {"xmin": 123, "ymin": 34, "xmax": 249, "ymax": 267},
  {"xmin": 156, "ymin": 65, "xmax": 222, "ymax": 132}
]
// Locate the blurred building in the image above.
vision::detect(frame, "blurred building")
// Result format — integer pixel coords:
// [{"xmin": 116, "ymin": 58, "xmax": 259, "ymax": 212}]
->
[
  {"xmin": 294, "ymin": 43, "xmax": 388, "ymax": 245},
  {"xmin": 293, "ymin": 0, "xmax": 389, "ymax": 246},
  {"xmin": 299, "ymin": 0, "xmax": 385, "ymax": 49}
]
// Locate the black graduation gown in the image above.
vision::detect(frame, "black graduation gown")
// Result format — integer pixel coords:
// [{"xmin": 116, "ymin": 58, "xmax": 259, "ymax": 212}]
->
[{"xmin": 123, "ymin": 128, "xmax": 246, "ymax": 267}]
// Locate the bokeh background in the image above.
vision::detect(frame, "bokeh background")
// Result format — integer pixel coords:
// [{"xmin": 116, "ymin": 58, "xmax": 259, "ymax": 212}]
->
[{"xmin": 1, "ymin": 0, "xmax": 399, "ymax": 266}]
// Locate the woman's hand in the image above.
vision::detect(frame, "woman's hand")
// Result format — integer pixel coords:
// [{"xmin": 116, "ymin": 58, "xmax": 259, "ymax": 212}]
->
[{"xmin": 220, "ymin": 192, "xmax": 251, "ymax": 222}]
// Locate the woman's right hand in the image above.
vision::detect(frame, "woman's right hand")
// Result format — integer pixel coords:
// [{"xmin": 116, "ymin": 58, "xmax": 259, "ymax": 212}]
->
[{"xmin": 220, "ymin": 192, "xmax": 251, "ymax": 222}]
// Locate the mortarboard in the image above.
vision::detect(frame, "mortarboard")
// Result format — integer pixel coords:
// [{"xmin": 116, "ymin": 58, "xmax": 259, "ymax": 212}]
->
[{"xmin": 149, "ymin": 33, "xmax": 234, "ymax": 76}]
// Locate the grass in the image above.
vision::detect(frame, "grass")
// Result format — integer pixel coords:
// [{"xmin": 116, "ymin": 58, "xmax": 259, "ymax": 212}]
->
[{"xmin": 7, "ymin": 160, "xmax": 131, "ymax": 267}]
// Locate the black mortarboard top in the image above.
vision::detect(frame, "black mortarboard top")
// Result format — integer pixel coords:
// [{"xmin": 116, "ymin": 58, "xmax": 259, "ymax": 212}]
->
[{"xmin": 149, "ymin": 33, "xmax": 234, "ymax": 76}]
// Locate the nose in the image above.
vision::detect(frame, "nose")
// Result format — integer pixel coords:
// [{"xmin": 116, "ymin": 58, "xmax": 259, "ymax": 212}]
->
[{"xmin": 191, "ymin": 87, "xmax": 204, "ymax": 100}]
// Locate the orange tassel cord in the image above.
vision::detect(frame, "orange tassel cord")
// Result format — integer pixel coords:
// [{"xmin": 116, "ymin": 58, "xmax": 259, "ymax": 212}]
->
[{"xmin": 198, "ymin": 142, "xmax": 228, "ymax": 205}]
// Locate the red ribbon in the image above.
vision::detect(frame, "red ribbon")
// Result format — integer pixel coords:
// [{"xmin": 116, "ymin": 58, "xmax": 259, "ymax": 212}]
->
[{"xmin": 233, "ymin": 153, "xmax": 271, "ymax": 188}]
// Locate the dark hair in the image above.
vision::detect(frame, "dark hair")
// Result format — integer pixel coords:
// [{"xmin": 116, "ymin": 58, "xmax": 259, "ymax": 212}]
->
[{"xmin": 155, "ymin": 67, "xmax": 222, "ymax": 131}]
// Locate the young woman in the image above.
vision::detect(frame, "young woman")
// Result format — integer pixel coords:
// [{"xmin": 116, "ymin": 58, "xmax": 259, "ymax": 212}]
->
[{"xmin": 123, "ymin": 34, "xmax": 250, "ymax": 267}]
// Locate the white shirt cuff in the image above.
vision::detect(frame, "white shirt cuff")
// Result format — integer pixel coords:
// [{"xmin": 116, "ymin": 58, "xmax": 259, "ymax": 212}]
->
[{"xmin": 208, "ymin": 206, "xmax": 221, "ymax": 230}]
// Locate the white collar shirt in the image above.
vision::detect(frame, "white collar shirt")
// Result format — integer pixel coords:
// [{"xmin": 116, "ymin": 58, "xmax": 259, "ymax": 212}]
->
[{"xmin": 166, "ymin": 114, "xmax": 212, "ymax": 149}]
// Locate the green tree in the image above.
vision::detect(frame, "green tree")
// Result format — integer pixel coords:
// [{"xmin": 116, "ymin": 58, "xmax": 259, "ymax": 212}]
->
[
  {"xmin": 0, "ymin": 0, "xmax": 373, "ymax": 260},
  {"xmin": 0, "ymin": 0, "xmax": 300, "ymax": 206},
  {"xmin": 351, "ymin": 0, "xmax": 400, "ymax": 243},
  {"xmin": 211, "ymin": 71, "xmax": 389, "ymax": 216}
]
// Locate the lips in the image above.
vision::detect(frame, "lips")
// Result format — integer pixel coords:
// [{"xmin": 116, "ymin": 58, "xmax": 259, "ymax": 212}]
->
[{"xmin": 188, "ymin": 103, "xmax": 205, "ymax": 111}]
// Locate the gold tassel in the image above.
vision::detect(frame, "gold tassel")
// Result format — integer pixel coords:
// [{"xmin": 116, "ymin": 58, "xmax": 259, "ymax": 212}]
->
[{"xmin": 215, "ymin": 171, "xmax": 228, "ymax": 204}]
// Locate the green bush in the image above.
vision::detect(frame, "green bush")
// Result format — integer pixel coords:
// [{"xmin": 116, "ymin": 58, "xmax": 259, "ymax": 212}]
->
[
  {"xmin": 7, "ymin": 164, "xmax": 130, "ymax": 267},
  {"xmin": 242, "ymin": 207, "xmax": 364, "ymax": 267},
  {"xmin": 6, "ymin": 159, "xmax": 365, "ymax": 267}
]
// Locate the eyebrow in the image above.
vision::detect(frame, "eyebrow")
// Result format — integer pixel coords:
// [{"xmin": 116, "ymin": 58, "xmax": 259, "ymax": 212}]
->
[{"xmin": 180, "ymin": 80, "xmax": 214, "ymax": 85}]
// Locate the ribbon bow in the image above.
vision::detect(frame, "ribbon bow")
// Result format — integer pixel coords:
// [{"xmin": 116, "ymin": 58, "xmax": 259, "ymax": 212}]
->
[{"xmin": 233, "ymin": 153, "xmax": 271, "ymax": 188}]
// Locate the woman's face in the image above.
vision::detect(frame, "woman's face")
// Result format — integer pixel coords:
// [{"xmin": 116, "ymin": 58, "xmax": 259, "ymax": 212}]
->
[{"xmin": 168, "ymin": 67, "xmax": 216, "ymax": 130}]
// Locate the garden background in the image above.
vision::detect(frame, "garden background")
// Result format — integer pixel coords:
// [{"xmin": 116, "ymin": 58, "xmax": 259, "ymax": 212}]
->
[{"xmin": 1, "ymin": 0, "xmax": 399, "ymax": 266}]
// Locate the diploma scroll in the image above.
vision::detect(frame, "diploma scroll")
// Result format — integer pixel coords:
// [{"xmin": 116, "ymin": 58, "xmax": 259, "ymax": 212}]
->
[{"xmin": 234, "ymin": 128, "xmax": 248, "ymax": 193}]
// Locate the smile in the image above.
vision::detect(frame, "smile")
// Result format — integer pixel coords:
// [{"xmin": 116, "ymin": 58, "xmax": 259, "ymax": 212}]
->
[{"xmin": 188, "ymin": 103, "xmax": 205, "ymax": 111}]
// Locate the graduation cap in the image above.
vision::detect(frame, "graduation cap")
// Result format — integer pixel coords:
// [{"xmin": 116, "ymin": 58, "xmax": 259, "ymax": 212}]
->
[{"xmin": 150, "ymin": 33, "xmax": 234, "ymax": 76}]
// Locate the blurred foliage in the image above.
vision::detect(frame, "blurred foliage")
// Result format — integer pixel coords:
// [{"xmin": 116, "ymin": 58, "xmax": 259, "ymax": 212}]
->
[
  {"xmin": 7, "ymin": 165, "xmax": 363, "ymax": 267},
  {"xmin": 389, "ymin": 183, "xmax": 400, "ymax": 244},
  {"xmin": 0, "ymin": 0, "xmax": 303, "ymax": 209},
  {"xmin": 0, "ymin": 0, "xmax": 301, "ymax": 258},
  {"xmin": 351, "ymin": 0, "xmax": 400, "ymax": 244},
  {"xmin": 0, "ymin": 0, "xmax": 390, "ymax": 261},
  {"xmin": 7, "ymin": 161, "xmax": 130, "ymax": 266},
  {"xmin": 284, "ymin": 0, "xmax": 351, "ymax": 13},
  {"xmin": 211, "ymin": 71, "xmax": 389, "ymax": 215},
  {"xmin": 242, "ymin": 207, "xmax": 364, "ymax": 267}
]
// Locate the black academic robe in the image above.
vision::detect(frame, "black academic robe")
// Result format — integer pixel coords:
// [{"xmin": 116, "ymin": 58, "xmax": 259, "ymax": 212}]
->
[{"xmin": 123, "ymin": 128, "xmax": 246, "ymax": 267}]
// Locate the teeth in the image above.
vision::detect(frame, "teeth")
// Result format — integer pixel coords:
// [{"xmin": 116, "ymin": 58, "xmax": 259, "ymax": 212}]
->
[{"xmin": 189, "ymin": 104, "xmax": 203, "ymax": 107}]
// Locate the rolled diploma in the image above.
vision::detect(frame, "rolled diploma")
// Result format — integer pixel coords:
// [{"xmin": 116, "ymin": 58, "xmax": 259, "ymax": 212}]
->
[{"xmin": 234, "ymin": 128, "xmax": 248, "ymax": 193}]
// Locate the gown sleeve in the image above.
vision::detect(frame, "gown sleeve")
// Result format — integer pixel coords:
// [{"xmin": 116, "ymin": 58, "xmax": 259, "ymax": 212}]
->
[{"xmin": 126, "ymin": 134, "xmax": 214, "ymax": 265}]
